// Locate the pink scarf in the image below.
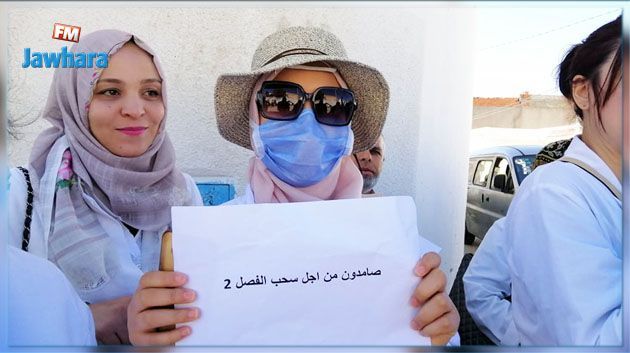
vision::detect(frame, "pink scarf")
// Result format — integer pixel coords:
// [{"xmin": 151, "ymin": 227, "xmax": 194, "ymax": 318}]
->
[{"xmin": 246, "ymin": 71, "xmax": 363, "ymax": 203}]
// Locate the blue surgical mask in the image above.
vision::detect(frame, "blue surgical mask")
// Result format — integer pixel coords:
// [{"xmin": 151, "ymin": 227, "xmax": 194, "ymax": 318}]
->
[{"xmin": 251, "ymin": 108, "xmax": 354, "ymax": 187}]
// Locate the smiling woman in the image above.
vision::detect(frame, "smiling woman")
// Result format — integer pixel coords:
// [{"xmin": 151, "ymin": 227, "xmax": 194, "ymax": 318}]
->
[
  {"xmin": 8, "ymin": 30, "xmax": 203, "ymax": 345},
  {"xmin": 88, "ymin": 42, "xmax": 164, "ymax": 157}
]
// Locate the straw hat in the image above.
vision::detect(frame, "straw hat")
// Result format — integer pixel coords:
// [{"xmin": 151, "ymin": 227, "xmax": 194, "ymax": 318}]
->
[{"xmin": 214, "ymin": 26, "xmax": 389, "ymax": 152}]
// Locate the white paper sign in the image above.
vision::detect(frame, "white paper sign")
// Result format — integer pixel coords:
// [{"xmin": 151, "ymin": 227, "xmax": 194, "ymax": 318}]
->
[{"xmin": 172, "ymin": 196, "xmax": 438, "ymax": 346}]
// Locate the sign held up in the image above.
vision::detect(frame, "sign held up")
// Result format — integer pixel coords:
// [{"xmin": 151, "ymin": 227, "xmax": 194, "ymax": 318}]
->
[{"xmin": 172, "ymin": 196, "xmax": 438, "ymax": 346}]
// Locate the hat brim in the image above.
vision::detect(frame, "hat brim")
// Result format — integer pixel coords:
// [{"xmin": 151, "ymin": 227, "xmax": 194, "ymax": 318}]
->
[{"xmin": 214, "ymin": 54, "xmax": 389, "ymax": 152}]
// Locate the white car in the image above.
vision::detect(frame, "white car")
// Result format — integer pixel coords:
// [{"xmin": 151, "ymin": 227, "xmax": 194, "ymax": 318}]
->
[{"xmin": 465, "ymin": 145, "xmax": 541, "ymax": 245}]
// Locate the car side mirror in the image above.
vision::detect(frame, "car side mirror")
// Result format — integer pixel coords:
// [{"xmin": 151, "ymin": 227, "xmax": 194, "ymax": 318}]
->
[{"xmin": 493, "ymin": 174, "xmax": 506, "ymax": 190}]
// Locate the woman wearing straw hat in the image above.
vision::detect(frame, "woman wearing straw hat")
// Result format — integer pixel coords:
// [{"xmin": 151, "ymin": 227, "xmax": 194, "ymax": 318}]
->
[
  {"xmin": 128, "ymin": 26, "xmax": 459, "ymax": 346},
  {"xmin": 8, "ymin": 30, "xmax": 203, "ymax": 344}
]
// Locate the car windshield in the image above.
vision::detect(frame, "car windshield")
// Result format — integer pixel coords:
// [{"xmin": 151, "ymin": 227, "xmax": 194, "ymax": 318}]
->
[{"xmin": 513, "ymin": 155, "xmax": 536, "ymax": 184}]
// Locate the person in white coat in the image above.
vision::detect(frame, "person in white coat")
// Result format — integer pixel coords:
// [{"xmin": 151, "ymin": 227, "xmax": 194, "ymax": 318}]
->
[
  {"xmin": 464, "ymin": 16, "xmax": 622, "ymax": 346},
  {"xmin": 8, "ymin": 246, "xmax": 97, "ymax": 346},
  {"xmin": 8, "ymin": 30, "xmax": 202, "ymax": 345},
  {"xmin": 127, "ymin": 26, "xmax": 459, "ymax": 346}
]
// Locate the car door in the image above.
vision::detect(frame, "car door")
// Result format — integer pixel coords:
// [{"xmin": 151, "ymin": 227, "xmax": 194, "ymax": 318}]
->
[
  {"xmin": 466, "ymin": 158, "xmax": 494, "ymax": 238},
  {"xmin": 482, "ymin": 156, "xmax": 515, "ymax": 237}
]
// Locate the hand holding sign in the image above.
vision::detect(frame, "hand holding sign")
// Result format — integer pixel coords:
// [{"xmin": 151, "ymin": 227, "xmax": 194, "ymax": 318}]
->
[
  {"xmin": 411, "ymin": 252, "xmax": 460, "ymax": 345},
  {"xmin": 127, "ymin": 271, "xmax": 198, "ymax": 346},
  {"xmin": 169, "ymin": 196, "xmax": 456, "ymax": 346},
  {"xmin": 127, "ymin": 232, "xmax": 199, "ymax": 346},
  {"xmin": 127, "ymin": 252, "xmax": 457, "ymax": 346}
]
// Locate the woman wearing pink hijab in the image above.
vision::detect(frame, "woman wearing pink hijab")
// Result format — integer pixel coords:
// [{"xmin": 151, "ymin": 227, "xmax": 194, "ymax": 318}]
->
[
  {"xmin": 8, "ymin": 30, "xmax": 202, "ymax": 344},
  {"xmin": 128, "ymin": 26, "xmax": 459, "ymax": 346}
]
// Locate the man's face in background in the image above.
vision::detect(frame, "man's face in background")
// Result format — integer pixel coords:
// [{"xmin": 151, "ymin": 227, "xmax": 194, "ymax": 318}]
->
[{"xmin": 352, "ymin": 136, "xmax": 384, "ymax": 194}]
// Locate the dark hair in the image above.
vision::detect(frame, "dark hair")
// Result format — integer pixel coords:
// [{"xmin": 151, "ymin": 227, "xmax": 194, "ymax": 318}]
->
[{"xmin": 557, "ymin": 15, "xmax": 622, "ymax": 123}]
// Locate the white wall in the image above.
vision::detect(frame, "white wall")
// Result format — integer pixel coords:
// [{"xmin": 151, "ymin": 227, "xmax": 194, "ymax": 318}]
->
[
  {"xmin": 6, "ymin": 3, "xmax": 475, "ymax": 288},
  {"xmin": 413, "ymin": 7, "xmax": 474, "ymax": 287}
]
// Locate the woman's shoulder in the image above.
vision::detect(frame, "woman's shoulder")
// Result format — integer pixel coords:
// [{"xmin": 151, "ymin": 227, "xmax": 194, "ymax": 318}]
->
[
  {"xmin": 505, "ymin": 162, "xmax": 590, "ymax": 224},
  {"xmin": 8, "ymin": 167, "xmax": 30, "ymax": 215},
  {"xmin": 509, "ymin": 158, "xmax": 620, "ymax": 234},
  {"xmin": 9, "ymin": 166, "xmax": 29, "ymax": 191},
  {"xmin": 181, "ymin": 172, "xmax": 195, "ymax": 186},
  {"xmin": 520, "ymin": 160, "xmax": 603, "ymax": 198},
  {"xmin": 181, "ymin": 172, "xmax": 204, "ymax": 206}
]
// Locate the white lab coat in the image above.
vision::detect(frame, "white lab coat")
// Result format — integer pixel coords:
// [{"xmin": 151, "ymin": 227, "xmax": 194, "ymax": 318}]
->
[
  {"xmin": 8, "ymin": 246, "xmax": 97, "ymax": 346},
  {"xmin": 464, "ymin": 136, "xmax": 621, "ymax": 346},
  {"xmin": 8, "ymin": 136, "xmax": 203, "ymax": 304},
  {"xmin": 462, "ymin": 217, "xmax": 519, "ymax": 345}
]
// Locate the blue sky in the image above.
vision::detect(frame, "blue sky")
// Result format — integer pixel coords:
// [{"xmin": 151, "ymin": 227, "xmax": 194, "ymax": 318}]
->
[{"xmin": 473, "ymin": 4, "xmax": 622, "ymax": 97}]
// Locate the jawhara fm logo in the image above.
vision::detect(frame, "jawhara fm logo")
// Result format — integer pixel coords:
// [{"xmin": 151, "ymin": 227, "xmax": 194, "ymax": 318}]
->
[{"xmin": 22, "ymin": 23, "xmax": 108, "ymax": 69}]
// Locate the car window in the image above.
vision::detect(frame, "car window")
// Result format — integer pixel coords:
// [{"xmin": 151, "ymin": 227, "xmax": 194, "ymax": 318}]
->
[
  {"xmin": 514, "ymin": 155, "xmax": 536, "ymax": 184},
  {"xmin": 473, "ymin": 160, "xmax": 493, "ymax": 187},
  {"xmin": 490, "ymin": 157, "xmax": 514, "ymax": 194}
]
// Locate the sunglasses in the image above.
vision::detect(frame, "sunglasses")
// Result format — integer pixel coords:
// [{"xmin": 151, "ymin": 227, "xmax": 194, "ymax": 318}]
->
[{"xmin": 256, "ymin": 81, "xmax": 358, "ymax": 126}]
